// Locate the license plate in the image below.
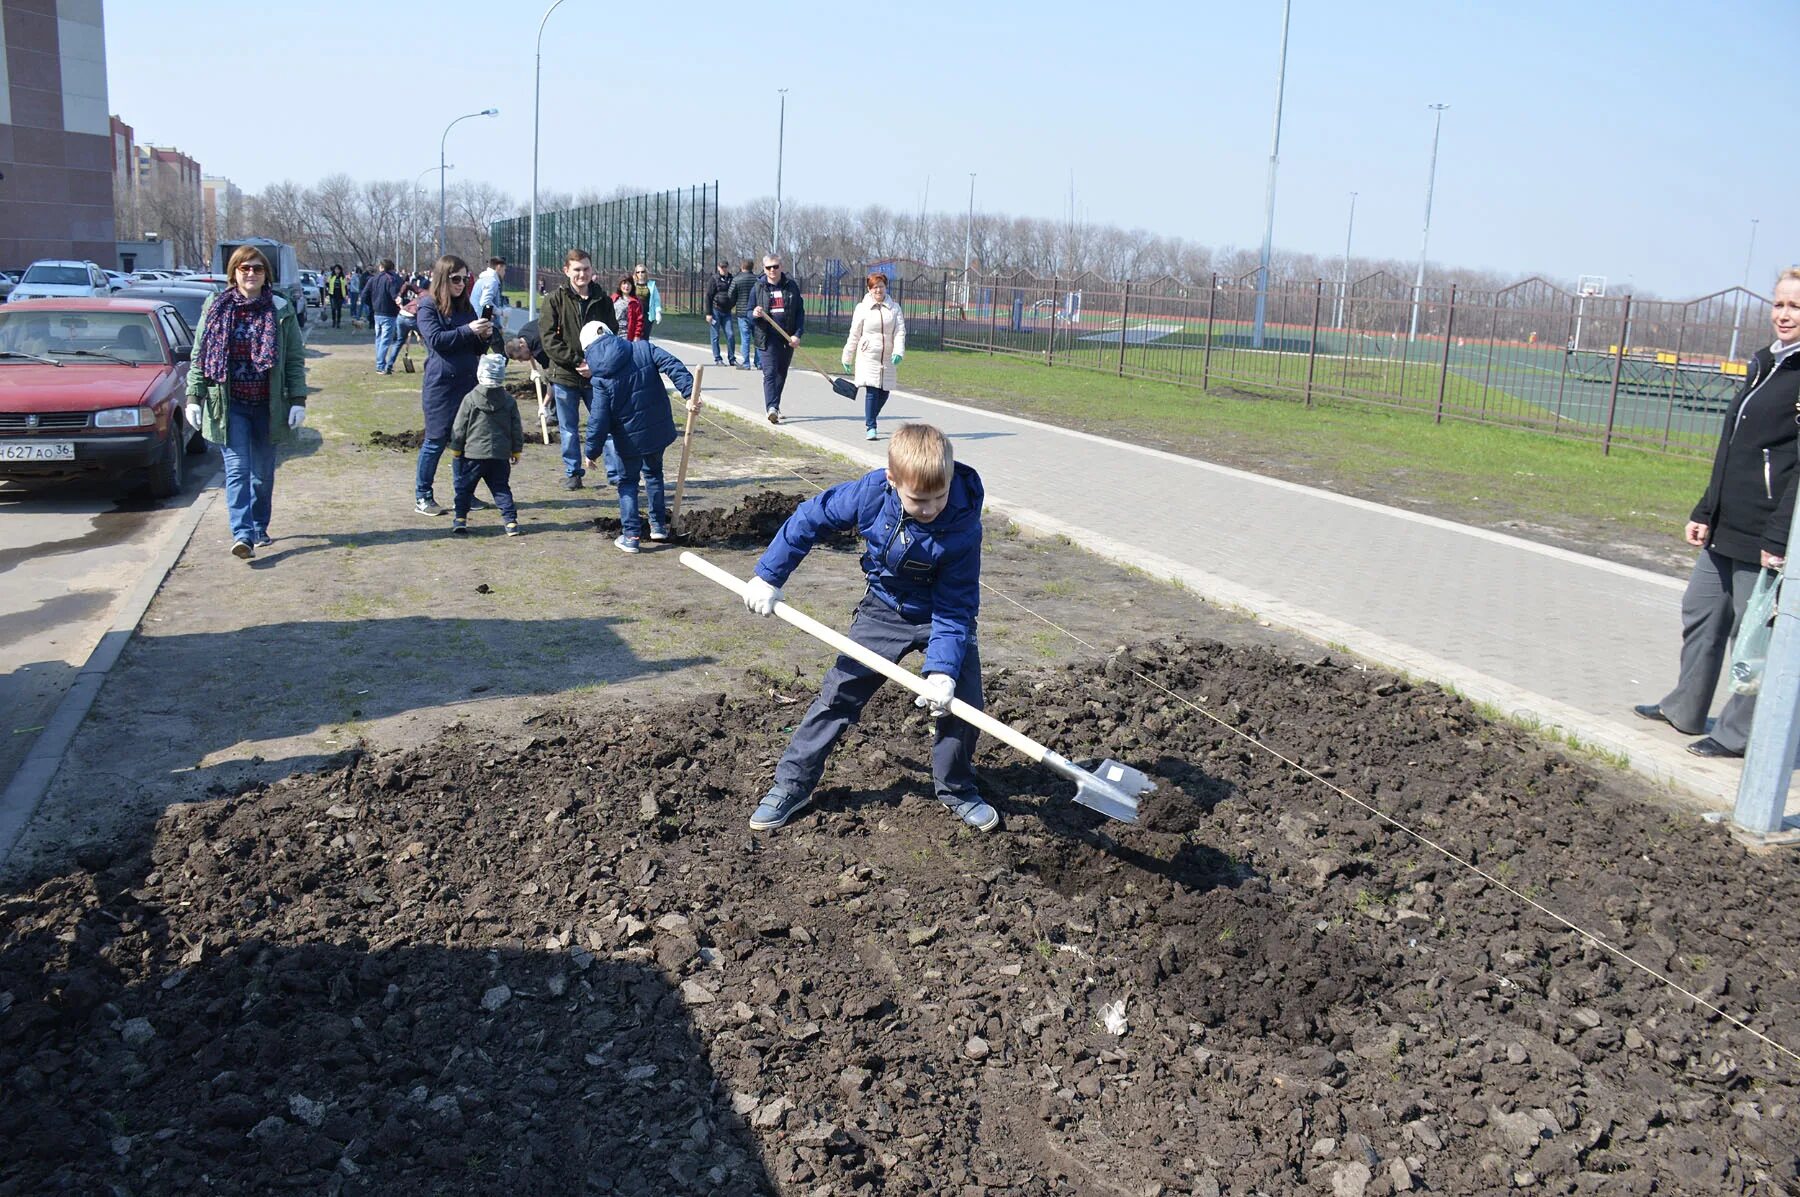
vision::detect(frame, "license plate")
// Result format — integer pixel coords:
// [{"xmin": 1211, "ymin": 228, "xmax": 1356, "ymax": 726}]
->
[{"xmin": 0, "ymin": 442, "xmax": 74, "ymax": 462}]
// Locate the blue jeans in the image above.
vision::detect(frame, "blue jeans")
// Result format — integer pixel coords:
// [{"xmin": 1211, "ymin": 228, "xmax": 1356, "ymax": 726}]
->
[
  {"xmin": 416, "ymin": 435, "xmax": 454, "ymax": 501},
  {"xmin": 613, "ymin": 451, "xmax": 667, "ymax": 539},
  {"xmin": 454, "ymin": 458, "xmax": 517, "ymax": 522},
  {"xmin": 708, "ymin": 312, "xmax": 737, "ymax": 363},
  {"xmin": 774, "ymin": 593, "xmax": 983, "ymax": 803},
  {"xmin": 552, "ymin": 382, "xmax": 592, "ymax": 479},
  {"xmin": 373, "ymin": 316, "xmax": 397, "ymax": 371},
  {"xmin": 736, "ymin": 314, "xmax": 760, "ymax": 366},
  {"xmin": 862, "ymin": 385, "xmax": 890, "ymax": 431},
  {"xmin": 221, "ymin": 402, "xmax": 276, "ymax": 544}
]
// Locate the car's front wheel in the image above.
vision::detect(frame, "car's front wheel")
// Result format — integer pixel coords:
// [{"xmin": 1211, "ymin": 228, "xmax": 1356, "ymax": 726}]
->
[{"xmin": 144, "ymin": 424, "xmax": 185, "ymax": 499}]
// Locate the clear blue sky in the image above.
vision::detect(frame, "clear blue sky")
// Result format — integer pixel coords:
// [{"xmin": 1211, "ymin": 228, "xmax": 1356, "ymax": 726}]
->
[{"xmin": 106, "ymin": 0, "xmax": 1791, "ymax": 297}]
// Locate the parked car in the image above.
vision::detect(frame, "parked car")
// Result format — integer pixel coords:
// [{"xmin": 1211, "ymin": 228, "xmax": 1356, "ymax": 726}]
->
[
  {"xmin": 0, "ymin": 272, "xmax": 15, "ymax": 301},
  {"xmin": 178, "ymin": 273, "xmax": 232, "ymax": 291},
  {"xmin": 102, "ymin": 270, "xmax": 132, "ymax": 292},
  {"xmin": 0, "ymin": 297, "xmax": 202, "ymax": 497},
  {"xmin": 6, "ymin": 260, "xmax": 111, "ymax": 303},
  {"xmin": 117, "ymin": 283, "xmax": 216, "ymax": 332},
  {"xmin": 299, "ymin": 269, "xmax": 324, "ymax": 307}
]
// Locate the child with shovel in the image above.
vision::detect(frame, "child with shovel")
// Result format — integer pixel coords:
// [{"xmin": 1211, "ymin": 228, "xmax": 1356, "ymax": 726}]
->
[{"xmin": 741, "ymin": 423, "xmax": 998, "ymax": 833}]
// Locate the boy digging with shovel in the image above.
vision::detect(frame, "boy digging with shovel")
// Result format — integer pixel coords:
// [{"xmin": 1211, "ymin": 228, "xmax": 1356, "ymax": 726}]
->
[{"xmin": 742, "ymin": 423, "xmax": 998, "ymax": 833}]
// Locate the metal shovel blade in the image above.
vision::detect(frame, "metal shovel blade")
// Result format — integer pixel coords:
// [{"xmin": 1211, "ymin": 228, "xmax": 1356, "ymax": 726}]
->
[{"xmin": 1069, "ymin": 758, "xmax": 1154, "ymax": 824}]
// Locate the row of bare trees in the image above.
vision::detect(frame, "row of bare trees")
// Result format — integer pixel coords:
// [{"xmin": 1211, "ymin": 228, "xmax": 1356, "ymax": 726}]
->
[{"xmin": 234, "ymin": 175, "xmax": 513, "ymax": 272}]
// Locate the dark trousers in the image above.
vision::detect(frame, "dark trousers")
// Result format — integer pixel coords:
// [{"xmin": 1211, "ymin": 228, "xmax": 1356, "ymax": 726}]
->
[
  {"xmin": 1660, "ymin": 548, "xmax": 1761, "ymax": 750},
  {"xmin": 329, "ymin": 297, "xmax": 344, "ymax": 327},
  {"xmin": 761, "ymin": 338, "xmax": 794, "ymax": 412},
  {"xmin": 453, "ymin": 457, "xmax": 517, "ymax": 522},
  {"xmin": 774, "ymin": 594, "xmax": 982, "ymax": 803}
]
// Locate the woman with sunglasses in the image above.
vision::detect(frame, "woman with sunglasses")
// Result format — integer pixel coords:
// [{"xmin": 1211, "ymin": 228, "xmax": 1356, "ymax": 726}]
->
[
  {"xmin": 413, "ymin": 254, "xmax": 496, "ymax": 515},
  {"xmin": 183, "ymin": 244, "xmax": 308, "ymax": 559}
]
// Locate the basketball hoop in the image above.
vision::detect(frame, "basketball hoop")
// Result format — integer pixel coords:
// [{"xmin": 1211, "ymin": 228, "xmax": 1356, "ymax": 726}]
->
[{"xmin": 1577, "ymin": 274, "xmax": 1607, "ymax": 299}]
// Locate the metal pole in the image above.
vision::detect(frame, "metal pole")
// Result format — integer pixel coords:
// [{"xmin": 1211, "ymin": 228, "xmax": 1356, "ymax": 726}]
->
[
  {"xmin": 773, "ymin": 90, "xmax": 787, "ymax": 257},
  {"xmin": 1203, "ymin": 273, "xmax": 1218, "ymax": 388},
  {"xmin": 412, "ymin": 166, "xmax": 443, "ymax": 277},
  {"xmin": 1408, "ymin": 103, "xmax": 1450, "ymax": 342},
  {"xmin": 1117, "ymin": 280, "xmax": 1132, "ymax": 376},
  {"xmin": 1601, "ymin": 296, "xmax": 1631, "ymax": 455},
  {"xmin": 1305, "ymin": 279, "xmax": 1322, "ymax": 406},
  {"xmin": 439, "ymin": 107, "xmax": 497, "ymax": 259},
  {"xmin": 1728, "ymin": 217, "xmax": 1760, "ymax": 362},
  {"xmin": 964, "ymin": 173, "xmax": 975, "ymax": 294},
  {"xmin": 529, "ymin": 0, "xmax": 568, "ymax": 322},
  {"xmin": 1251, "ymin": 0, "xmax": 1292, "ymax": 351},
  {"xmin": 1433, "ymin": 284, "xmax": 1457, "ymax": 423},
  {"xmin": 1335, "ymin": 191, "xmax": 1356, "ymax": 329}
]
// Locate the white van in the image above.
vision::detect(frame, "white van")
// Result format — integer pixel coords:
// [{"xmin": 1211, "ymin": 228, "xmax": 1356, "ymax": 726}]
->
[{"xmin": 6, "ymin": 260, "xmax": 111, "ymax": 303}]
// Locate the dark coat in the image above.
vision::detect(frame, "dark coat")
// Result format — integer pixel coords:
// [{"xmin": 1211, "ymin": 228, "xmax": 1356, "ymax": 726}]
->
[
  {"xmin": 705, "ymin": 270, "xmax": 736, "ymax": 312},
  {"xmin": 450, "ymin": 385, "xmax": 526, "ymax": 460},
  {"xmin": 754, "ymin": 463, "xmax": 985, "ymax": 679},
  {"xmin": 541, "ymin": 283, "xmax": 618, "ymax": 388},
  {"xmin": 727, "ymin": 270, "xmax": 757, "ymax": 317},
  {"xmin": 1693, "ymin": 346, "xmax": 1800, "ymax": 563},
  {"xmin": 751, "ymin": 273, "xmax": 805, "ymax": 348},
  {"xmin": 417, "ymin": 296, "xmax": 485, "ymax": 439},
  {"xmin": 364, "ymin": 270, "xmax": 402, "ymax": 317},
  {"xmin": 582, "ymin": 336, "xmax": 694, "ymax": 461}
]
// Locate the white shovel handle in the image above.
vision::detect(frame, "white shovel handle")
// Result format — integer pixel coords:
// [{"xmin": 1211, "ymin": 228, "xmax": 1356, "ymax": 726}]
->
[{"xmin": 679, "ymin": 551, "xmax": 1049, "ymax": 764}]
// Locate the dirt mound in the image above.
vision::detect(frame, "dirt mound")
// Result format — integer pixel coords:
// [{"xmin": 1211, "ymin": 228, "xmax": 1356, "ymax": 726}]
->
[
  {"xmin": 2, "ymin": 637, "xmax": 1797, "ymax": 1194},
  {"xmin": 365, "ymin": 430, "xmax": 425, "ymax": 451},
  {"xmin": 593, "ymin": 490, "xmax": 858, "ymax": 549}
]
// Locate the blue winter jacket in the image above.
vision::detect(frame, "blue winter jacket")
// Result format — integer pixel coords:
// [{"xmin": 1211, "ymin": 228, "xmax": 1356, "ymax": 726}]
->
[
  {"xmin": 755, "ymin": 463, "xmax": 985, "ymax": 678},
  {"xmin": 418, "ymin": 296, "xmax": 485, "ymax": 440},
  {"xmin": 582, "ymin": 335, "xmax": 695, "ymax": 462}
]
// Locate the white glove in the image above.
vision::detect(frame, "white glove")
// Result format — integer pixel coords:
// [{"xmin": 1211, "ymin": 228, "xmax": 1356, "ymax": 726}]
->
[
  {"xmin": 743, "ymin": 576, "xmax": 783, "ymax": 617},
  {"xmin": 184, "ymin": 403, "xmax": 202, "ymax": 430},
  {"xmin": 913, "ymin": 673, "xmax": 955, "ymax": 717},
  {"xmin": 288, "ymin": 407, "xmax": 307, "ymax": 430}
]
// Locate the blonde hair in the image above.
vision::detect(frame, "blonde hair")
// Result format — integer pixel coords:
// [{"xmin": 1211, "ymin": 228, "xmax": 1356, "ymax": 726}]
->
[
  {"xmin": 1778, "ymin": 267, "xmax": 1800, "ymax": 288},
  {"xmin": 886, "ymin": 424, "xmax": 953, "ymax": 492}
]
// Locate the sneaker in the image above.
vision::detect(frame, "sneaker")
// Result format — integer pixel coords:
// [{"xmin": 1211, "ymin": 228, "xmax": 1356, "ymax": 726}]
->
[
  {"xmin": 614, "ymin": 534, "xmax": 640, "ymax": 554},
  {"xmin": 562, "ymin": 475, "xmax": 583, "ymax": 491},
  {"xmin": 230, "ymin": 540, "xmax": 253, "ymax": 560},
  {"xmin": 865, "ymin": 427, "xmax": 878, "ymax": 441},
  {"xmin": 749, "ymin": 786, "xmax": 812, "ymax": 831},
  {"xmin": 766, "ymin": 408, "xmax": 781, "ymax": 425},
  {"xmin": 467, "ymin": 496, "xmax": 490, "ymax": 511},
  {"xmin": 415, "ymin": 497, "xmax": 445, "ymax": 516},
  {"xmin": 940, "ymin": 794, "xmax": 1000, "ymax": 832},
  {"xmin": 728, "ymin": 359, "xmax": 738, "ymax": 367},
  {"xmin": 451, "ymin": 517, "xmax": 468, "ymax": 534},
  {"xmin": 253, "ymin": 532, "xmax": 274, "ymax": 547},
  {"xmin": 504, "ymin": 522, "xmax": 521, "ymax": 537},
  {"xmin": 713, "ymin": 357, "xmax": 725, "ymax": 365},
  {"xmin": 648, "ymin": 523, "xmax": 669, "ymax": 541}
]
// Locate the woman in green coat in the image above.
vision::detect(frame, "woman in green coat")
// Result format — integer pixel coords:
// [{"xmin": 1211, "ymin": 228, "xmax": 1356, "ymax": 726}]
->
[{"xmin": 184, "ymin": 244, "xmax": 308, "ymax": 559}]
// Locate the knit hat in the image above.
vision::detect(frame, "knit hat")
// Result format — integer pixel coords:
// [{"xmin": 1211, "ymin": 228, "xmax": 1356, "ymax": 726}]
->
[
  {"xmin": 579, "ymin": 321, "xmax": 611, "ymax": 350},
  {"xmin": 477, "ymin": 353, "xmax": 507, "ymax": 387}
]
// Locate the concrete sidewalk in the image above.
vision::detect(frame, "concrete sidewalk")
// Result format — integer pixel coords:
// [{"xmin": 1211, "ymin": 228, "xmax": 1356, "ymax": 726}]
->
[{"xmin": 662, "ymin": 340, "xmax": 1796, "ymax": 821}]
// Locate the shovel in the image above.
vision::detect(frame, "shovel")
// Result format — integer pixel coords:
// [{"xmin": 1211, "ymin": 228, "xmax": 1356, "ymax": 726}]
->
[
  {"xmin": 670, "ymin": 365, "xmax": 703, "ymax": 533},
  {"xmin": 758, "ymin": 312, "xmax": 857, "ymax": 399},
  {"xmin": 531, "ymin": 368, "xmax": 551, "ymax": 445},
  {"xmin": 679, "ymin": 551, "xmax": 1152, "ymax": 823}
]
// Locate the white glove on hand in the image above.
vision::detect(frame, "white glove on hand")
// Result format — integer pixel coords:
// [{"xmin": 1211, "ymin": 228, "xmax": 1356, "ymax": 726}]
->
[
  {"xmin": 184, "ymin": 403, "xmax": 202, "ymax": 430},
  {"xmin": 913, "ymin": 673, "xmax": 955, "ymax": 717},
  {"xmin": 743, "ymin": 575, "xmax": 783, "ymax": 617},
  {"xmin": 288, "ymin": 407, "xmax": 307, "ymax": 430}
]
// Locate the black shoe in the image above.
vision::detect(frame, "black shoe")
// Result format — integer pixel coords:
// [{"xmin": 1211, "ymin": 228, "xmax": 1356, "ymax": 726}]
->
[
  {"xmin": 1632, "ymin": 703, "xmax": 1671, "ymax": 725},
  {"xmin": 1687, "ymin": 736, "xmax": 1743, "ymax": 759},
  {"xmin": 563, "ymin": 475, "xmax": 583, "ymax": 491}
]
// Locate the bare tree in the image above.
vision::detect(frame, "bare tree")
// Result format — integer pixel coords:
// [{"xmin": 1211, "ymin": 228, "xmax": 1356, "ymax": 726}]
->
[
  {"xmin": 138, "ymin": 173, "xmax": 204, "ymax": 269},
  {"xmin": 453, "ymin": 180, "xmax": 515, "ymax": 260}
]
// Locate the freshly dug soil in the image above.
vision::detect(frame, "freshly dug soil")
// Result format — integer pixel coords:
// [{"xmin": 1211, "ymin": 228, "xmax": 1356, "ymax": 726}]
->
[
  {"xmin": 365, "ymin": 430, "xmax": 425, "ymax": 451},
  {"xmin": 2, "ymin": 637, "xmax": 1796, "ymax": 1195},
  {"xmin": 593, "ymin": 490, "xmax": 858, "ymax": 549}
]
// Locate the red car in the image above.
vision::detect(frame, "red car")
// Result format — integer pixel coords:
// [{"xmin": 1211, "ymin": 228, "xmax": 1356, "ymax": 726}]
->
[{"xmin": 0, "ymin": 297, "xmax": 202, "ymax": 497}]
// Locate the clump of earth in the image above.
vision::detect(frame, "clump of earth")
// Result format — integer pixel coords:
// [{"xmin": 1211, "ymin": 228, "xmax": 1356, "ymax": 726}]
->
[
  {"xmin": 593, "ymin": 490, "xmax": 857, "ymax": 549},
  {"xmin": 365, "ymin": 430, "xmax": 426, "ymax": 451},
  {"xmin": 1, "ymin": 638, "xmax": 1795, "ymax": 1194}
]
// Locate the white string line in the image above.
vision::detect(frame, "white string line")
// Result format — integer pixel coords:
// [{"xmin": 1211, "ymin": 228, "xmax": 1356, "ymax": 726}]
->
[{"xmin": 688, "ymin": 407, "xmax": 1800, "ymax": 1071}]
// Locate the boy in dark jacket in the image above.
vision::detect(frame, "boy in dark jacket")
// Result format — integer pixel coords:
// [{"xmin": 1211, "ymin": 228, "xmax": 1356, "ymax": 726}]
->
[
  {"xmin": 579, "ymin": 322, "xmax": 698, "ymax": 553},
  {"xmin": 741, "ymin": 423, "xmax": 997, "ymax": 834},
  {"xmin": 448, "ymin": 353, "xmax": 526, "ymax": 536}
]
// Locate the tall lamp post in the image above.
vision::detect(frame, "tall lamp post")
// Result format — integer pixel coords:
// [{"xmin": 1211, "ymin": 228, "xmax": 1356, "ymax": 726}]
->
[
  {"xmin": 529, "ymin": 0, "xmax": 570, "ymax": 322},
  {"xmin": 1251, "ymin": 0, "xmax": 1292, "ymax": 350},
  {"xmin": 1407, "ymin": 103, "xmax": 1450, "ymax": 343},
  {"xmin": 413, "ymin": 165, "xmax": 449, "ymax": 276},
  {"xmin": 773, "ymin": 89, "xmax": 788, "ymax": 258},
  {"xmin": 1335, "ymin": 191, "xmax": 1357, "ymax": 329},
  {"xmin": 439, "ymin": 107, "xmax": 498, "ymax": 258},
  {"xmin": 1728, "ymin": 217, "xmax": 1761, "ymax": 362}
]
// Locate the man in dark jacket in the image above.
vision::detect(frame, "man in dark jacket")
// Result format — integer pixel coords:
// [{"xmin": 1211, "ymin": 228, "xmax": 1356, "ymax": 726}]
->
[
  {"xmin": 750, "ymin": 255, "xmax": 804, "ymax": 423},
  {"xmin": 729, "ymin": 259, "xmax": 760, "ymax": 370},
  {"xmin": 705, "ymin": 262, "xmax": 737, "ymax": 366},
  {"xmin": 365, "ymin": 259, "xmax": 404, "ymax": 374},
  {"xmin": 579, "ymin": 322, "xmax": 698, "ymax": 552},
  {"xmin": 540, "ymin": 248, "xmax": 619, "ymax": 490}
]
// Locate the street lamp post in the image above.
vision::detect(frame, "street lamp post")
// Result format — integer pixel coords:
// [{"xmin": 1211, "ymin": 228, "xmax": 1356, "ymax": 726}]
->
[
  {"xmin": 439, "ymin": 107, "xmax": 498, "ymax": 259},
  {"xmin": 1728, "ymin": 217, "xmax": 1761, "ymax": 362},
  {"xmin": 1407, "ymin": 103, "xmax": 1450, "ymax": 343},
  {"xmin": 1251, "ymin": 0, "xmax": 1292, "ymax": 350},
  {"xmin": 413, "ymin": 165, "xmax": 449, "ymax": 276},
  {"xmin": 1335, "ymin": 191, "xmax": 1357, "ymax": 329},
  {"xmin": 773, "ymin": 89, "xmax": 787, "ymax": 258},
  {"xmin": 529, "ymin": 0, "xmax": 570, "ymax": 323}
]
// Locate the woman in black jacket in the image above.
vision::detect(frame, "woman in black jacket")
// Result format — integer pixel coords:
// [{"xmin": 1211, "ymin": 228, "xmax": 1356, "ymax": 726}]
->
[
  {"xmin": 412, "ymin": 254, "xmax": 495, "ymax": 515},
  {"xmin": 1637, "ymin": 269, "xmax": 1800, "ymax": 757}
]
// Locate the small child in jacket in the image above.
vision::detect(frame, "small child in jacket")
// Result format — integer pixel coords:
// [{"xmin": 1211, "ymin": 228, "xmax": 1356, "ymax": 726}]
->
[
  {"xmin": 448, "ymin": 353, "xmax": 525, "ymax": 535},
  {"xmin": 741, "ymin": 423, "xmax": 998, "ymax": 834},
  {"xmin": 578, "ymin": 321, "xmax": 697, "ymax": 552}
]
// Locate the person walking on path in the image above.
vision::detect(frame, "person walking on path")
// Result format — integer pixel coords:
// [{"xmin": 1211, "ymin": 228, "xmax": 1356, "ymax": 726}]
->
[
  {"xmin": 739, "ymin": 423, "xmax": 997, "ymax": 833},
  {"xmin": 751, "ymin": 254, "xmax": 804, "ymax": 423},
  {"xmin": 842, "ymin": 272, "xmax": 907, "ymax": 441},
  {"xmin": 1636, "ymin": 267, "xmax": 1800, "ymax": 759},
  {"xmin": 632, "ymin": 264, "xmax": 662, "ymax": 339},
  {"xmin": 182, "ymin": 244, "xmax": 308, "ymax": 560},
  {"xmin": 325, "ymin": 265, "xmax": 347, "ymax": 328},
  {"xmin": 729, "ymin": 258, "xmax": 760, "ymax": 370},
  {"xmin": 471, "ymin": 257, "xmax": 508, "ymax": 316},
  {"xmin": 364, "ymin": 259, "xmax": 404, "ymax": 374},
  {"xmin": 578, "ymin": 322, "xmax": 698, "ymax": 552},
  {"xmin": 413, "ymin": 254, "xmax": 497, "ymax": 516},
  {"xmin": 541, "ymin": 248, "xmax": 619, "ymax": 490},
  {"xmin": 613, "ymin": 275, "xmax": 646, "ymax": 341},
  {"xmin": 448, "ymin": 352, "xmax": 525, "ymax": 536},
  {"xmin": 347, "ymin": 265, "xmax": 366, "ymax": 329},
  {"xmin": 705, "ymin": 261, "xmax": 738, "ymax": 365}
]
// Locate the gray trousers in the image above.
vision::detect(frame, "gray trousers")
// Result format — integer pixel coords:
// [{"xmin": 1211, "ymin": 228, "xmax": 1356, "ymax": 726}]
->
[
  {"xmin": 774, "ymin": 594, "xmax": 983, "ymax": 803},
  {"xmin": 1659, "ymin": 549, "xmax": 1762, "ymax": 750}
]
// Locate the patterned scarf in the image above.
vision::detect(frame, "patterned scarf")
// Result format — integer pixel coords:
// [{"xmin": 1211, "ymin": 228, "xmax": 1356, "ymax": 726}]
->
[{"xmin": 198, "ymin": 286, "xmax": 277, "ymax": 384}]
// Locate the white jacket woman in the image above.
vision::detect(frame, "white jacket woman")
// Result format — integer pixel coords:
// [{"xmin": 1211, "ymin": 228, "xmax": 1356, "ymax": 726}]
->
[{"xmin": 842, "ymin": 276, "xmax": 907, "ymax": 390}]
